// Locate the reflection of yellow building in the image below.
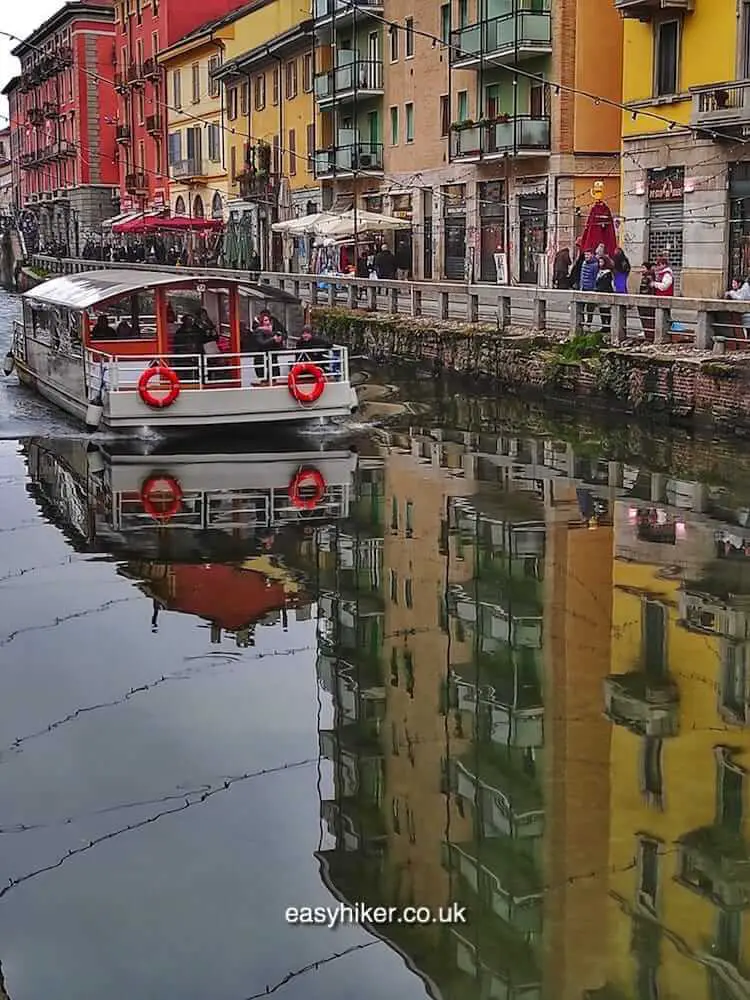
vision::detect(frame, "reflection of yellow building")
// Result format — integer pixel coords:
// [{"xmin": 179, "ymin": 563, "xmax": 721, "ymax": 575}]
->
[
  {"xmin": 603, "ymin": 499, "xmax": 750, "ymax": 1000},
  {"xmin": 158, "ymin": 18, "xmax": 233, "ymax": 218}
]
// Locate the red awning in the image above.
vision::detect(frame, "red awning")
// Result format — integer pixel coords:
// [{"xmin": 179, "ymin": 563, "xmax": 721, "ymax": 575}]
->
[{"xmin": 112, "ymin": 215, "xmax": 222, "ymax": 234}]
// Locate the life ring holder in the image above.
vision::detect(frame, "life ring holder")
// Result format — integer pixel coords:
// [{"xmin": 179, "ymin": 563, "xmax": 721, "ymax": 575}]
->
[
  {"xmin": 141, "ymin": 472, "xmax": 183, "ymax": 521},
  {"xmin": 288, "ymin": 362, "xmax": 326, "ymax": 404},
  {"xmin": 138, "ymin": 364, "xmax": 181, "ymax": 409},
  {"xmin": 288, "ymin": 467, "xmax": 327, "ymax": 511}
]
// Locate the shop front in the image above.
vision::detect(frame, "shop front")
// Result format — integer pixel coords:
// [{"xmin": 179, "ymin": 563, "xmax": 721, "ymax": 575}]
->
[
  {"xmin": 518, "ymin": 192, "xmax": 547, "ymax": 285},
  {"xmin": 646, "ymin": 166, "xmax": 684, "ymax": 292},
  {"xmin": 391, "ymin": 193, "xmax": 413, "ymax": 278},
  {"xmin": 478, "ymin": 181, "xmax": 505, "ymax": 283},
  {"xmin": 443, "ymin": 183, "xmax": 467, "ymax": 281},
  {"xmin": 729, "ymin": 161, "xmax": 750, "ymax": 283}
]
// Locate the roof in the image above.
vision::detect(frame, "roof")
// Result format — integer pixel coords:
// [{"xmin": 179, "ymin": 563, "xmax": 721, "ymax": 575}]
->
[
  {"xmin": 157, "ymin": 0, "xmax": 267, "ymax": 63},
  {"xmin": 1, "ymin": 76, "xmax": 20, "ymax": 97},
  {"xmin": 214, "ymin": 20, "xmax": 313, "ymax": 79},
  {"xmin": 12, "ymin": 2, "xmax": 114, "ymax": 57},
  {"xmin": 24, "ymin": 270, "xmax": 301, "ymax": 310}
]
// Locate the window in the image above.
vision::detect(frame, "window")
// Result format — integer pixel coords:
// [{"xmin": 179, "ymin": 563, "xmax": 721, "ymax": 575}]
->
[
  {"xmin": 271, "ymin": 67, "xmax": 279, "ymax": 105},
  {"xmin": 172, "ymin": 69, "xmax": 181, "ymax": 109},
  {"xmin": 168, "ymin": 131, "xmax": 181, "ymax": 164},
  {"xmin": 208, "ymin": 55, "xmax": 220, "ymax": 98},
  {"xmin": 638, "ymin": 838, "xmax": 659, "ymax": 913},
  {"xmin": 191, "ymin": 62, "xmax": 200, "ymax": 103},
  {"xmin": 718, "ymin": 751, "xmax": 744, "ymax": 833},
  {"xmin": 457, "ymin": 89, "xmax": 468, "ymax": 121},
  {"xmin": 154, "ymin": 140, "xmax": 162, "ymax": 176},
  {"xmin": 405, "ymin": 102, "xmax": 414, "ymax": 143},
  {"xmin": 440, "ymin": 94, "xmax": 450, "ymax": 136},
  {"xmin": 722, "ymin": 642, "xmax": 749, "ymax": 722},
  {"xmin": 136, "ymin": 39, "xmax": 143, "ymax": 71},
  {"xmin": 241, "ymin": 81, "xmax": 249, "ymax": 116},
  {"xmin": 641, "ymin": 737, "xmax": 663, "ymax": 806},
  {"xmin": 303, "ymin": 52, "xmax": 313, "ymax": 92},
  {"xmin": 405, "ymin": 578, "xmax": 413, "ymax": 608},
  {"xmin": 285, "ymin": 59, "xmax": 297, "ymax": 99},
  {"xmin": 306, "ymin": 122, "xmax": 314, "ymax": 171},
  {"xmin": 151, "ymin": 31, "xmax": 159, "ymax": 61},
  {"xmin": 390, "ymin": 569, "xmax": 398, "ymax": 604},
  {"xmin": 458, "ymin": 0, "xmax": 468, "ymax": 28},
  {"xmin": 391, "ymin": 495, "xmax": 398, "ymax": 530},
  {"xmin": 390, "ymin": 25, "xmax": 399, "ymax": 62},
  {"xmin": 405, "ymin": 500, "xmax": 414, "ymax": 536},
  {"xmin": 389, "ymin": 105, "xmax": 398, "ymax": 145},
  {"xmin": 227, "ymin": 85, "xmax": 237, "ymax": 121},
  {"xmin": 288, "ymin": 129, "xmax": 296, "ymax": 175},
  {"xmin": 254, "ymin": 73, "xmax": 265, "ymax": 111},
  {"xmin": 405, "ymin": 17, "xmax": 414, "ymax": 57},
  {"xmin": 207, "ymin": 123, "xmax": 220, "ymax": 161},
  {"xmin": 643, "ymin": 601, "xmax": 667, "ymax": 678},
  {"xmin": 272, "ymin": 134, "xmax": 280, "ymax": 174},
  {"xmin": 230, "ymin": 144, "xmax": 236, "ymax": 181},
  {"xmin": 153, "ymin": 0, "xmax": 158, "ymax": 14},
  {"xmin": 742, "ymin": 0, "xmax": 750, "ymax": 78},
  {"xmin": 654, "ymin": 20, "xmax": 679, "ymax": 97},
  {"xmin": 138, "ymin": 90, "xmax": 145, "ymax": 123},
  {"xmin": 138, "ymin": 139, "xmax": 145, "ymax": 170}
]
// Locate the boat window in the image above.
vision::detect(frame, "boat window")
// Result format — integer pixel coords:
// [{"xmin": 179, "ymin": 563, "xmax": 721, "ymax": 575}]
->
[
  {"xmin": 88, "ymin": 290, "xmax": 157, "ymax": 342},
  {"xmin": 30, "ymin": 306, "xmax": 61, "ymax": 347}
]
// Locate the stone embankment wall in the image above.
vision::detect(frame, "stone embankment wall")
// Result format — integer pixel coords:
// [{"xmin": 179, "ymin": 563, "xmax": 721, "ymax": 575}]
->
[{"xmin": 315, "ymin": 308, "xmax": 750, "ymax": 433}]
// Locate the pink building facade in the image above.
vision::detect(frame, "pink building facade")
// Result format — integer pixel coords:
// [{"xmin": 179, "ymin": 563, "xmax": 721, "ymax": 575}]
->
[{"xmin": 9, "ymin": 1, "xmax": 119, "ymax": 251}]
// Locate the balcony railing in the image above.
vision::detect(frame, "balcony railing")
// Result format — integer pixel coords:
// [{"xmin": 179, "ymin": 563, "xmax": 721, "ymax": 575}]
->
[
  {"xmin": 314, "ymin": 59, "xmax": 384, "ymax": 102},
  {"xmin": 114, "ymin": 70, "xmax": 128, "ymax": 92},
  {"xmin": 614, "ymin": 0, "xmax": 694, "ymax": 16},
  {"xmin": 20, "ymin": 152, "xmax": 36, "ymax": 169},
  {"xmin": 451, "ymin": 10, "xmax": 552, "ymax": 68},
  {"xmin": 172, "ymin": 158, "xmax": 209, "ymax": 181},
  {"xmin": 125, "ymin": 170, "xmax": 148, "ymax": 193},
  {"xmin": 314, "ymin": 0, "xmax": 383, "ymax": 19},
  {"xmin": 314, "ymin": 141, "xmax": 384, "ymax": 176},
  {"xmin": 58, "ymin": 139, "xmax": 76, "ymax": 157},
  {"xmin": 145, "ymin": 113, "xmax": 162, "ymax": 135},
  {"xmin": 26, "ymin": 108, "xmax": 44, "ymax": 127},
  {"xmin": 691, "ymin": 80, "xmax": 750, "ymax": 136},
  {"xmin": 43, "ymin": 101, "xmax": 59, "ymax": 118},
  {"xmin": 142, "ymin": 57, "xmax": 159, "ymax": 80},
  {"xmin": 450, "ymin": 115, "xmax": 551, "ymax": 160},
  {"xmin": 678, "ymin": 825, "xmax": 750, "ymax": 908},
  {"xmin": 603, "ymin": 672, "xmax": 680, "ymax": 737},
  {"xmin": 127, "ymin": 62, "xmax": 144, "ymax": 86},
  {"xmin": 115, "ymin": 124, "xmax": 131, "ymax": 143}
]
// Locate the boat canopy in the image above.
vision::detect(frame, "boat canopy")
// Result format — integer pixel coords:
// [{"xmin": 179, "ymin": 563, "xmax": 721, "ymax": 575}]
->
[{"xmin": 23, "ymin": 269, "xmax": 300, "ymax": 311}]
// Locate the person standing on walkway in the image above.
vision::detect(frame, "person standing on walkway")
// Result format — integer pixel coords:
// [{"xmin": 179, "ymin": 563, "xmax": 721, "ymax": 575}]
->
[
  {"xmin": 578, "ymin": 249, "xmax": 600, "ymax": 327},
  {"xmin": 595, "ymin": 254, "xmax": 615, "ymax": 335},
  {"xmin": 638, "ymin": 262, "xmax": 656, "ymax": 341},
  {"xmin": 552, "ymin": 248, "xmax": 572, "ymax": 289},
  {"xmin": 650, "ymin": 255, "xmax": 674, "ymax": 297},
  {"xmin": 612, "ymin": 247, "xmax": 631, "ymax": 293}
]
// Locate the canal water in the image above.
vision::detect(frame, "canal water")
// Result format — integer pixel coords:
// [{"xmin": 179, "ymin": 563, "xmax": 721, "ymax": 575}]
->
[{"xmin": 2, "ymin": 286, "xmax": 750, "ymax": 1000}]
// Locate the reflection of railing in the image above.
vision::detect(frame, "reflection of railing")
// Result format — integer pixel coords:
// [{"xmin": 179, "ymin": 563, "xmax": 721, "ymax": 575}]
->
[{"xmin": 85, "ymin": 347, "xmax": 350, "ymax": 392}]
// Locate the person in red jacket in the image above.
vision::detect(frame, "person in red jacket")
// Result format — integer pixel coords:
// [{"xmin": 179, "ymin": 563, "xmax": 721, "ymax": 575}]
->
[{"xmin": 650, "ymin": 255, "xmax": 674, "ymax": 296}]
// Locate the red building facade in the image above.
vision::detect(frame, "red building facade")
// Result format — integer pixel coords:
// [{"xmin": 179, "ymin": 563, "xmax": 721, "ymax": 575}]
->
[
  {"xmin": 113, "ymin": 0, "xmax": 245, "ymax": 214},
  {"xmin": 10, "ymin": 1, "xmax": 119, "ymax": 251}
]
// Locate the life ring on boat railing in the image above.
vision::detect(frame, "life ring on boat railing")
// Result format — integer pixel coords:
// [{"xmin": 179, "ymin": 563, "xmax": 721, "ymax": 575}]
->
[
  {"xmin": 287, "ymin": 362, "xmax": 326, "ymax": 404},
  {"xmin": 288, "ymin": 467, "xmax": 327, "ymax": 511},
  {"xmin": 137, "ymin": 365, "xmax": 181, "ymax": 409},
  {"xmin": 140, "ymin": 472, "xmax": 183, "ymax": 521}
]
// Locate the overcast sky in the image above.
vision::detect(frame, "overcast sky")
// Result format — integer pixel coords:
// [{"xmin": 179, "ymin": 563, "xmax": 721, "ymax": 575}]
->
[{"xmin": 0, "ymin": 2, "xmax": 64, "ymax": 124}]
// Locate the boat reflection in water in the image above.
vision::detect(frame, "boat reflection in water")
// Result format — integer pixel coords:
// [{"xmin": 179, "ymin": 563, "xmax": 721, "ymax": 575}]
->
[{"xmin": 22, "ymin": 436, "xmax": 359, "ymax": 641}]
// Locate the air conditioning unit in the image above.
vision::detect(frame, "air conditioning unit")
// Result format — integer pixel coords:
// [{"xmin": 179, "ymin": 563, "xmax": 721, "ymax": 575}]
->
[{"xmin": 358, "ymin": 154, "xmax": 373, "ymax": 167}]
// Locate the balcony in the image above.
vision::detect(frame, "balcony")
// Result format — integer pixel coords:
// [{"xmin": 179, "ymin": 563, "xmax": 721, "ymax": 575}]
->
[
  {"xmin": 172, "ymin": 158, "xmax": 209, "ymax": 182},
  {"xmin": 314, "ymin": 141, "xmax": 384, "ymax": 178},
  {"xmin": 125, "ymin": 170, "xmax": 148, "ymax": 194},
  {"xmin": 127, "ymin": 62, "xmax": 144, "ymax": 86},
  {"xmin": 115, "ymin": 124, "xmax": 131, "ymax": 143},
  {"xmin": 678, "ymin": 826, "xmax": 750, "ymax": 908},
  {"xmin": 691, "ymin": 80, "xmax": 750, "ymax": 140},
  {"xmin": 58, "ymin": 139, "xmax": 76, "ymax": 157},
  {"xmin": 20, "ymin": 152, "xmax": 36, "ymax": 170},
  {"xmin": 451, "ymin": 10, "xmax": 552, "ymax": 69},
  {"xmin": 145, "ymin": 113, "xmax": 162, "ymax": 136},
  {"xmin": 313, "ymin": 0, "xmax": 383, "ymax": 24},
  {"xmin": 450, "ymin": 115, "xmax": 551, "ymax": 161},
  {"xmin": 603, "ymin": 672, "xmax": 679, "ymax": 737},
  {"xmin": 314, "ymin": 60, "xmax": 384, "ymax": 106},
  {"xmin": 43, "ymin": 101, "xmax": 59, "ymax": 119},
  {"xmin": 142, "ymin": 57, "xmax": 159, "ymax": 80},
  {"xmin": 57, "ymin": 46, "xmax": 73, "ymax": 68},
  {"xmin": 26, "ymin": 108, "xmax": 44, "ymax": 127},
  {"xmin": 614, "ymin": 0, "xmax": 694, "ymax": 15},
  {"xmin": 114, "ymin": 70, "xmax": 128, "ymax": 93}
]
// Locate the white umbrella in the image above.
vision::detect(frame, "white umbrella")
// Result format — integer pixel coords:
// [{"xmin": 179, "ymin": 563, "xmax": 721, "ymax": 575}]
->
[
  {"xmin": 271, "ymin": 211, "xmax": 339, "ymax": 235},
  {"xmin": 315, "ymin": 209, "xmax": 411, "ymax": 239}
]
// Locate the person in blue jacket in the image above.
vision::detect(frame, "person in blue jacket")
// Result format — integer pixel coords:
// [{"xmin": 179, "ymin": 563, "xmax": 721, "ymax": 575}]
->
[{"xmin": 578, "ymin": 249, "xmax": 600, "ymax": 328}]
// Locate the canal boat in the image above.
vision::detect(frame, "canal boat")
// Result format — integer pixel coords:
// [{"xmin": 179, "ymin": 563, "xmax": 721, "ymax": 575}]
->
[
  {"xmin": 24, "ymin": 435, "xmax": 358, "ymax": 562},
  {"xmin": 4, "ymin": 270, "xmax": 358, "ymax": 431}
]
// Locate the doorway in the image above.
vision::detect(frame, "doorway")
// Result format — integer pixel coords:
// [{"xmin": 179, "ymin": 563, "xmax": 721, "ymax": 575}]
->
[{"xmin": 518, "ymin": 195, "xmax": 547, "ymax": 284}]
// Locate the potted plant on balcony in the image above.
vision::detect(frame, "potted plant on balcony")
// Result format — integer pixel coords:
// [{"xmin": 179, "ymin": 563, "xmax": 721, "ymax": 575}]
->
[{"xmin": 450, "ymin": 119, "xmax": 477, "ymax": 131}]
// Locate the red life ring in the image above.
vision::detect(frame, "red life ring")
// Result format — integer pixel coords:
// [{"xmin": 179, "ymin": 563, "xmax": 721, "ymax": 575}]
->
[
  {"xmin": 138, "ymin": 365, "xmax": 181, "ymax": 409},
  {"xmin": 288, "ymin": 362, "xmax": 326, "ymax": 404},
  {"xmin": 289, "ymin": 467, "xmax": 327, "ymax": 511},
  {"xmin": 140, "ymin": 473, "xmax": 183, "ymax": 521}
]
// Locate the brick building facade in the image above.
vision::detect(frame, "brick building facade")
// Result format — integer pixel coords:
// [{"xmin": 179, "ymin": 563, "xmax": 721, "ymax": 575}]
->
[{"xmin": 10, "ymin": 1, "xmax": 119, "ymax": 251}]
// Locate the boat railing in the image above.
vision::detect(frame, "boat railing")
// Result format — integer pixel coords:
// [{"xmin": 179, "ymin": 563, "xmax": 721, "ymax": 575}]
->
[
  {"xmin": 114, "ymin": 485, "xmax": 350, "ymax": 530},
  {"xmin": 12, "ymin": 320, "xmax": 26, "ymax": 362},
  {"xmin": 85, "ymin": 346, "xmax": 349, "ymax": 393}
]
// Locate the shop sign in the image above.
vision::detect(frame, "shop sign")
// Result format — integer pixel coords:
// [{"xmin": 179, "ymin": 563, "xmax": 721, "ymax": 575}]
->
[
  {"xmin": 443, "ymin": 184, "xmax": 466, "ymax": 215},
  {"xmin": 647, "ymin": 166, "xmax": 684, "ymax": 202},
  {"xmin": 391, "ymin": 194, "xmax": 412, "ymax": 218}
]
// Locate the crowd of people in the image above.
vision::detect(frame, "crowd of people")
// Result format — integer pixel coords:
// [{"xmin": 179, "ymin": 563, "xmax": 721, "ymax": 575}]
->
[
  {"xmin": 80, "ymin": 236, "xmax": 220, "ymax": 267},
  {"xmin": 553, "ymin": 242, "xmax": 674, "ymax": 338}
]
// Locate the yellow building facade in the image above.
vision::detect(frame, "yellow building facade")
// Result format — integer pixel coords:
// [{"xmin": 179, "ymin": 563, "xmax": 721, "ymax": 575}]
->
[
  {"xmin": 214, "ymin": 0, "xmax": 318, "ymax": 271},
  {"xmin": 602, "ymin": 497, "xmax": 750, "ymax": 999},
  {"xmin": 618, "ymin": 0, "xmax": 750, "ymax": 297},
  {"xmin": 158, "ymin": 22, "xmax": 233, "ymax": 221}
]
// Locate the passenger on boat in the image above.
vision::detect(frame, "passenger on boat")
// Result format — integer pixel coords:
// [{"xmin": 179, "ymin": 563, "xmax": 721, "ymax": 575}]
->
[
  {"xmin": 91, "ymin": 314, "xmax": 114, "ymax": 339},
  {"xmin": 166, "ymin": 304, "xmax": 177, "ymax": 350},
  {"xmin": 116, "ymin": 317, "xmax": 133, "ymax": 338},
  {"xmin": 252, "ymin": 308, "xmax": 287, "ymax": 345},
  {"xmin": 295, "ymin": 325, "xmax": 332, "ymax": 350},
  {"xmin": 172, "ymin": 314, "xmax": 202, "ymax": 380},
  {"xmin": 242, "ymin": 321, "xmax": 276, "ymax": 381},
  {"xmin": 296, "ymin": 325, "xmax": 336, "ymax": 376}
]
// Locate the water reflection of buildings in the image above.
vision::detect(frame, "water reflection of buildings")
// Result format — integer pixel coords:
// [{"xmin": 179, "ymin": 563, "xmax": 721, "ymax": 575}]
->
[
  {"xmin": 308, "ymin": 427, "xmax": 617, "ymax": 999},
  {"xmin": 601, "ymin": 472, "xmax": 750, "ymax": 1000}
]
